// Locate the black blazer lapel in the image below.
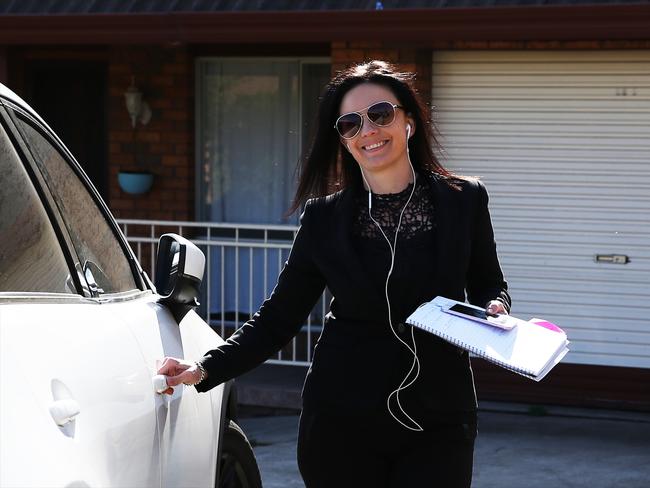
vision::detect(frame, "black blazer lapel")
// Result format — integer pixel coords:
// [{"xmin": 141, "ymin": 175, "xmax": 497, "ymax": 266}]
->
[{"xmin": 424, "ymin": 173, "xmax": 464, "ymax": 298}]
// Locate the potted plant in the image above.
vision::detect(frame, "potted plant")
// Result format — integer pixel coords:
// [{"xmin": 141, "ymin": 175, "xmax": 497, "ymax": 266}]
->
[{"xmin": 118, "ymin": 170, "xmax": 154, "ymax": 195}]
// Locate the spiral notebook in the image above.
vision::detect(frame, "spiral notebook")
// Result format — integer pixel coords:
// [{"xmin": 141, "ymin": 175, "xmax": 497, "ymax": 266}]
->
[{"xmin": 406, "ymin": 296, "xmax": 570, "ymax": 381}]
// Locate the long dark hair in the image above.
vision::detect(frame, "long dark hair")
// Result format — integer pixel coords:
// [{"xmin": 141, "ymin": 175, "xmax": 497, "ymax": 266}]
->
[{"xmin": 288, "ymin": 60, "xmax": 454, "ymax": 215}]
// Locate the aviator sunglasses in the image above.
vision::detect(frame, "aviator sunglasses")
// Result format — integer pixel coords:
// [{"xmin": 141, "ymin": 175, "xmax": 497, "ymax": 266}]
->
[{"xmin": 335, "ymin": 101, "xmax": 404, "ymax": 139}]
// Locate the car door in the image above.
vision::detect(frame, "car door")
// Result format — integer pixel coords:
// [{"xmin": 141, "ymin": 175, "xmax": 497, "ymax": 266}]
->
[
  {"xmin": 5, "ymin": 95, "xmax": 220, "ymax": 487},
  {"xmin": 109, "ymin": 300, "xmax": 224, "ymax": 488},
  {"xmin": 0, "ymin": 106, "xmax": 161, "ymax": 488}
]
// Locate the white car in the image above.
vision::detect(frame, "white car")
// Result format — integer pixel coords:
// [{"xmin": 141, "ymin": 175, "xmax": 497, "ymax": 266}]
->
[{"xmin": 0, "ymin": 82, "xmax": 261, "ymax": 488}]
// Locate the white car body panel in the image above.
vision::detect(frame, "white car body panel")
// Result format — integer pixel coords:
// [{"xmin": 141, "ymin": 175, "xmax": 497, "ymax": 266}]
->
[
  {"xmin": 1, "ymin": 336, "xmax": 82, "ymax": 488},
  {"xmin": 160, "ymin": 310, "xmax": 226, "ymax": 488},
  {"xmin": 109, "ymin": 296, "xmax": 226, "ymax": 487},
  {"xmin": 1, "ymin": 297, "xmax": 229, "ymax": 488},
  {"xmin": 0, "ymin": 300, "xmax": 161, "ymax": 488}
]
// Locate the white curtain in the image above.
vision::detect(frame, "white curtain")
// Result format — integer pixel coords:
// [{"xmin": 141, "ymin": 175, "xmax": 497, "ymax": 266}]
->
[{"xmin": 198, "ymin": 60, "xmax": 301, "ymax": 225}]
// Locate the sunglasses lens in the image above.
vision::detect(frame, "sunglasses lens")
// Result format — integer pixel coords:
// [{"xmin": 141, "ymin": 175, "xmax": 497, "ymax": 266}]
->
[
  {"xmin": 336, "ymin": 113, "xmax": 362, "ymax": 139},
  {"xmin": 367, "ymin": 102, "xmax": 395, "ymax": 126}
]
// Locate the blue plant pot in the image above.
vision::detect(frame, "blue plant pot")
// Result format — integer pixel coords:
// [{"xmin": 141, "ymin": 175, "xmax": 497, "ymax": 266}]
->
[{"xmin": 118, "ymin": 171, "xmax": 154, "ymax": 195}]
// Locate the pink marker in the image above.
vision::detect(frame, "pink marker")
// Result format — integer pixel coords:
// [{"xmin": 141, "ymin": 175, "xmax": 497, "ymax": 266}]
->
[{"xmin": 529, "ymin": 318, "xmax": 564, "ymax": 333}]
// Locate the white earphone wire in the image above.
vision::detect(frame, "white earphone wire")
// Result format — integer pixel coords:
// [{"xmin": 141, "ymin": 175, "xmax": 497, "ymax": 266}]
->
[{"xmin": 357, "ymin": 124, "xmax": 423, "ymax": 431}]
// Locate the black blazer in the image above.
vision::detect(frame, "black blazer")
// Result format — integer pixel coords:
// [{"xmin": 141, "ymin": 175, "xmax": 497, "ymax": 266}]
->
[{"xmin": 198, "ymin": 172, "xmax": 510, "ymax": 422}]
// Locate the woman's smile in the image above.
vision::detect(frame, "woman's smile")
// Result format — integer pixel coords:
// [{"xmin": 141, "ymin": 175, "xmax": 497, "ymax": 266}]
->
[{"xmin": 362, "ymin": 139, "xmax": 389, "ymax": 152}]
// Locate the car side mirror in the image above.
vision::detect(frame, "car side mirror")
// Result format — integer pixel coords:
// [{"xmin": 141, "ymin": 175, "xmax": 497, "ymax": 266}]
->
[{"xmin": 155, "ymin": 233, "xmax": 205, "ymax": 322}]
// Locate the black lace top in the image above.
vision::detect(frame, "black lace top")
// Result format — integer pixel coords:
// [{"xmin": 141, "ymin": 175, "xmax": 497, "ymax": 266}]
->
[
  {"xmin": 352, "ymin": 179, "xmax": 435, "ymax": 241},
  {"xmin": 351, "ymin": 177, "xmax": 437, "ymax": 322}
]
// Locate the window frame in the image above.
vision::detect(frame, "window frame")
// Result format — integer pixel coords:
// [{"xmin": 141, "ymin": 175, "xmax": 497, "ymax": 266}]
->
[
  {"xmin": 194, "ymin": 56, "xmax": 330, "ymax": 223},
  {"xmin": 1, "ymin": 99, "xmax": 149, "ymax": 299},
  {"xmin": 0, "ymin": 102, "xmax": 86, "ymax": 297}
]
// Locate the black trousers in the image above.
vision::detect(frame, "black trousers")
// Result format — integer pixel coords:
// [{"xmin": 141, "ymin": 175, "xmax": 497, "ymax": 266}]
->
[{"xmin": 297, "ymin": 408, "xmax": 476, "ymax": 488}]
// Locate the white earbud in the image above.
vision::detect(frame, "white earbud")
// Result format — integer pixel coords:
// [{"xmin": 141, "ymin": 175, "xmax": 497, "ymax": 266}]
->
[{"xmin": 406, "ymin": 124, "xmax": 411, "ymax": 138}]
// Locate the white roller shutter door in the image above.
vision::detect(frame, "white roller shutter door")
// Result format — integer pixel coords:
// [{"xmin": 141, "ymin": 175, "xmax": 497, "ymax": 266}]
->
[{"xmin": 432, "ymin": 50, "xmax": 650, "ymax": 368}]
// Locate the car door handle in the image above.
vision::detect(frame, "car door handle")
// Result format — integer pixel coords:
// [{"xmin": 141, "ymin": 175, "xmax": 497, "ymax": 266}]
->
[
  {"xmin": 153, "ymin": 374, "xmax": 170, "ymax": 394},
  {"xmin": 49, "ymin": 399, "xmax": 81, "ymax": 426}
]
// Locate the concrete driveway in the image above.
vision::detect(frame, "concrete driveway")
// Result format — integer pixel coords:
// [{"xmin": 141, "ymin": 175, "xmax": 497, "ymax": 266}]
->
[{"xmin": 239, "ymin": 403, "xmax": 650, "ymax": 488}]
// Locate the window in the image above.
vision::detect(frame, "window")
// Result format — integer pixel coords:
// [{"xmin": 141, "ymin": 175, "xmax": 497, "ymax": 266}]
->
[
  {"xmin": 197, "ymin": 59, "xmax": 330, "ymax": 224},
  {"xmin": 196, "ymin": 59, "xmax": 330, "ymax": 319},
  {"xmin": 15, "ymin": 117, "xmax": 138, "ymax": 294},
  {"xmin": 0, "ymin": 122, "xmax": 73, "ymax": 293}
]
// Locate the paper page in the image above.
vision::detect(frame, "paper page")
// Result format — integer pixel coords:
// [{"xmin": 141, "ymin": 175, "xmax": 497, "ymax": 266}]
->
[{"xmin": 408, "ymin": 298, "xmax": 568, "ymax": 377}]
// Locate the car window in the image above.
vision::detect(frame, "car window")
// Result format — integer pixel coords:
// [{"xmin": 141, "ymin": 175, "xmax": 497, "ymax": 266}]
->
[
  {"xmin": 0, "ymin": 121, "xmax": 74, "ymax": 293},
  {"xmin": 14, "ymin": 116, "xmax": 138, "ymax": 294}
]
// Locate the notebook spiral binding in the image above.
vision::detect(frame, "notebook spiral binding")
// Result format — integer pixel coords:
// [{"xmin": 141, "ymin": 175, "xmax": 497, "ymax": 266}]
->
[{"xmin": 410, "ymin": 320, "xmax": 534, "ymax": 376}]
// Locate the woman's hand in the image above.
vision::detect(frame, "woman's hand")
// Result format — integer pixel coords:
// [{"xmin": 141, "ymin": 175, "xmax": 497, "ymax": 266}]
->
[
  {"xmin": 485, "ymin": 300, "xmax": 507, "ymax": 317},
  {"xmin": 156, "ymin": 357, "xmax": 204, "ymax": 395}
]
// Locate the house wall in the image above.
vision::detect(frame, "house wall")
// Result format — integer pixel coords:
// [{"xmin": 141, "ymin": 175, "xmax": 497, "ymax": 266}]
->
[
  {"xmin": 107, "ymin": 45, "xmax": 194, "ymax": 221},
  {"xmin": 3, "ymin": 33, "xmax": 648, "ymax": 408},
  {"xmin": 104, "ymin": 38, "xmax": 650, "ymax": 221},
  {"xmin": 105, "ymin": 41, "xmax": 434, "ymax": 221}
]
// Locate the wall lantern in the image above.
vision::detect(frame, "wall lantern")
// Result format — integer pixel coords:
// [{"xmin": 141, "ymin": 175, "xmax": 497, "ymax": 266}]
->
[{"xmin": 124, "ymin": 77, "xmax": 152, "ymax": 128}]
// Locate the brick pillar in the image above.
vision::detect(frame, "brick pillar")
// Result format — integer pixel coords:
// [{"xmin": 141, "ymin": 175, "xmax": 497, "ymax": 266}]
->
[{"xmin": 107, "ymin": 45, "xmax": 193, "ymax": 221}]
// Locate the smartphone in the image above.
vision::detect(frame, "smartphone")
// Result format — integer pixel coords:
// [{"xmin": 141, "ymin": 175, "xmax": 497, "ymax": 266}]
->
[
  {"xmin": 444, "ymin": 303, "xmax": 517, "ymax": 330},
  {"xmin": 448, "ymin": 303, "xmax": 489, "ymax": 320}
]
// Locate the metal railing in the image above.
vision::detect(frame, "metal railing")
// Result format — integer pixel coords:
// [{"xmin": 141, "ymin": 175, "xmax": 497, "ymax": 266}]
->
[{"xmin": 117, "ymin": 219, "xmax": 327, "ymax": 366}]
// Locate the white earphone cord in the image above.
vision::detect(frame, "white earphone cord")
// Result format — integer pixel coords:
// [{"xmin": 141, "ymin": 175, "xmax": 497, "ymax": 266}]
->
[{"xmin": 357, "ymin": 125, "xmax": 424, "ymax": 432}]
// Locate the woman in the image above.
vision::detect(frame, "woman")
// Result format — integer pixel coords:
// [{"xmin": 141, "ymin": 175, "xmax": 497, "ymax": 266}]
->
[{"xmin": 159, "ymin": 60, "xmax": 510, "ymax": 487}]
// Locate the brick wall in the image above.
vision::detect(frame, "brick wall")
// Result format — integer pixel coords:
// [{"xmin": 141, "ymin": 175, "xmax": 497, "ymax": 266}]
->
[{"xmin": 107, "ymin": 45, "xmax": 193, "ymax": 221}]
